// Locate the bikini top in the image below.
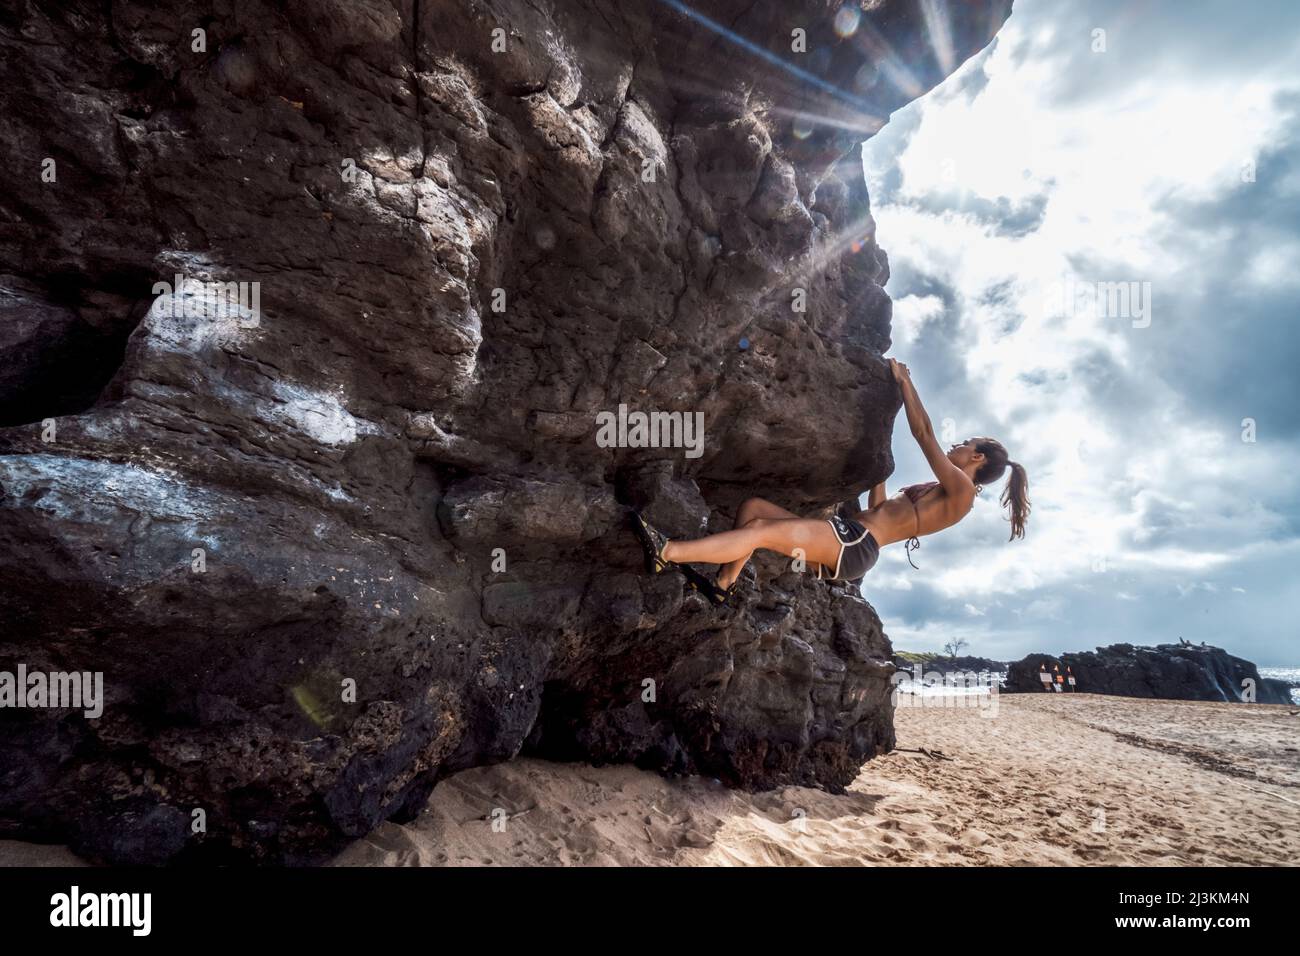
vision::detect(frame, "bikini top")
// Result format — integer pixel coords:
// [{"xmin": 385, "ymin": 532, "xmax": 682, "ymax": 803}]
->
[{"xmin": 898, "ymin": 481, "xmax": 939, "ymax": 569}]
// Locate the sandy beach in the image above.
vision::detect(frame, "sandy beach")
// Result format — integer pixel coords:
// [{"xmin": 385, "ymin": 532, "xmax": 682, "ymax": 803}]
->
[
  {"xmin": 5, "ymin": 694, "xmax": 1296, "ymax": 867},
  {"xmin": 331, "ymin": 693, "xmax": 1300, "ymax": 866}
]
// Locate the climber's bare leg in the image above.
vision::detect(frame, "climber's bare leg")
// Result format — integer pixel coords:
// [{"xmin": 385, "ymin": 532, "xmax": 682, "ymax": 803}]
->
[
  {"xmin": 662, "ymin": 517, "xmax": 840, "ymax": 577},
  {"xmin": 717, "ymin": 497, "xmax": 800, "ymax": 589}
]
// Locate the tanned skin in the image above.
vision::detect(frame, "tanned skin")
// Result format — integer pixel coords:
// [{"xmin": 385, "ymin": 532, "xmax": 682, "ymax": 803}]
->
[{"xmin": 662, "ymin": 360, "xmax": 986, "ymax": 588}]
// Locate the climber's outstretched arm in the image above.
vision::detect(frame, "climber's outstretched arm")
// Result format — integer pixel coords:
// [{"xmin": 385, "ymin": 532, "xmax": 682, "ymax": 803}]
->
[{"xmin": 890, "ymin": 359, "xmax": 974, "ymax": 501}]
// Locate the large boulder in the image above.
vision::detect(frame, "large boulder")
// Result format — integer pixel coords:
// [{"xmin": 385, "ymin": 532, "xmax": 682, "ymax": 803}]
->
[
  {"xmin": 1005, "ymin": 644, "xmax": 1293, "ymax": 704},
  {"xmin": 0, "ymin": 0, "xmax": 1012, "ymax": 863}
]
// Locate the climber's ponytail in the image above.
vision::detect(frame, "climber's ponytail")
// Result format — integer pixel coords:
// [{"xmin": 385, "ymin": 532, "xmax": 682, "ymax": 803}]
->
[
  {"xmin": 972, "ymin": 438, "xmax": 1030, "ymax": 540},
  {"xmin": 1001, "ymin": 460, "xmax": 1030, "ymax": 540}
]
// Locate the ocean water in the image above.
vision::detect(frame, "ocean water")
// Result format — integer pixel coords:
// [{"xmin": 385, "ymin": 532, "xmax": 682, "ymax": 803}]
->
[
  {"xmin": 897, "ymin": 669, "xmax": 1299, "ymax": 703},
  {"xmin": 894, "ymin": 672, "xmax": 1006, "ymax": 696},
  {"xmin": 1259, "ymin": 667, "xmax": 1300, "ymax": 705}
]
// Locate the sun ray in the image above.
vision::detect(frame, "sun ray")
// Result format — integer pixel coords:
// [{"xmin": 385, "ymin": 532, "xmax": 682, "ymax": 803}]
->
[
  {"xmin": 652, "ymin": 0, "xmax": 877, "ymax": 113},
  {"xmin": 919, "ymin": 0, "xmax": 956, "ymax": 76}
]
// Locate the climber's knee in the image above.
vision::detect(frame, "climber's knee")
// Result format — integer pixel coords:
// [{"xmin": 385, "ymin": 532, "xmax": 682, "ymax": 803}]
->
[
  {"xmin": 738, "ymin": 517, "xmax": 773, "ymax": 549},
  {"xmin": 737, "ymin": 496, "xmax": 798, "ymax": 526}
]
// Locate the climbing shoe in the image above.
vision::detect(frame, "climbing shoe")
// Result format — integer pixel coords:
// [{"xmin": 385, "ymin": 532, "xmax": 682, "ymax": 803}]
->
[
  {"xmin": 681, "ymin": 565, "xmax": 741, "ymax": 608},
  {"xmin": 632, "ymin": 511, "xmax": 674, "ymax": 574}
]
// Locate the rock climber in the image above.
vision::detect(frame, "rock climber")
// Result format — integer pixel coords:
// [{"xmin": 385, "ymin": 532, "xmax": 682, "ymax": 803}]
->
[{"xmin": 633, "ymin": 358, "xmax": 1030, "ymax": 605}]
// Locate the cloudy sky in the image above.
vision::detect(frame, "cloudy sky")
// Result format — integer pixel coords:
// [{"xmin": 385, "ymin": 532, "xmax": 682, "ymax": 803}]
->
[{"xmin": 857, "ymin": 0, "xmax": 1300, "ymax": 665}]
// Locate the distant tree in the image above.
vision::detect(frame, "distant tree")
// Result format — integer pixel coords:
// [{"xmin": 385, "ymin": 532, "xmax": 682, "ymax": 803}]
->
[{"xmin": 943, "ymin": 638, "xmax": 968, "ymax": 659}]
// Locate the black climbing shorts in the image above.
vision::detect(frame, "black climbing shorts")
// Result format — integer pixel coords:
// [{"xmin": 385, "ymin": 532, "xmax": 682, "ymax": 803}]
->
[{"xmin": 818, "ymin": 515, "xmax": 880, "ymax": 584}]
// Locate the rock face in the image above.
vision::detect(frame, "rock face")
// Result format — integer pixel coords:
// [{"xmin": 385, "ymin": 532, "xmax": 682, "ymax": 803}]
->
[
  {"xmin": 1006, "ymin": 644, "xmax": 1293, "ymax": 705},
  {"xmin": 0, "ymin": 0, "xmax": 1011, "ymax": 863}
]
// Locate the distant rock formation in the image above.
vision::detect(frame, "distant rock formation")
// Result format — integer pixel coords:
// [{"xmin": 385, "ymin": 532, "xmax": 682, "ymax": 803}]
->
[
  {"xmin": 1005, "ymin": 644, "xmax": 1292, "ymax": 704},
  {"xmin": 0, "ymin": 0, "xmax": 1011, "ymax": 863}
]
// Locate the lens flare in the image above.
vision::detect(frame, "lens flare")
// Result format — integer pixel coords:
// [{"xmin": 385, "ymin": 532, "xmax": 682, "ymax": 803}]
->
[
  {"xmin": 652, "ymin": 0, "xmax": 877, "ymax": 113},
  {"xmin": 833, "ymin": 6, "xmax": 861, "ymax": 38}
]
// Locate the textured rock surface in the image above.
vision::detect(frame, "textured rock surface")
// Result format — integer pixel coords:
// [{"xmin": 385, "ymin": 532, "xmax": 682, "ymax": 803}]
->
[
  {"xmin": 0, "ymin": 0, "xmax": 1011, "ymax": 863},
  {"xmin": 1006, "ymin": 644, "xmax": 1292, "ymax": 705}
]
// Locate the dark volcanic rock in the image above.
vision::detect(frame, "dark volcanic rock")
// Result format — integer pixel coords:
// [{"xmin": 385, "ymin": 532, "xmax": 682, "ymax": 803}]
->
[
  {"xmin": 1005, "ymin": 644, "xmax": 1292, "ymax": 704},
  {"xmin": 0, "ymin": 0, "xmax": 1011, "ymax": 863}
]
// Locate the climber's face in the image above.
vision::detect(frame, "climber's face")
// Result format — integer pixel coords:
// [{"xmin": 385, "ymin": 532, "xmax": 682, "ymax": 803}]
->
[{"xmin": 947, "ymin": 438, "xmax": 985, "ymax": 470}]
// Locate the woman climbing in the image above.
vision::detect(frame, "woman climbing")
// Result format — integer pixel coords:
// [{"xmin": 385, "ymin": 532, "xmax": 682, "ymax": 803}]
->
[{"xmin": 633, "ymin": 358, "xmax": 1030, "ymax": 604}]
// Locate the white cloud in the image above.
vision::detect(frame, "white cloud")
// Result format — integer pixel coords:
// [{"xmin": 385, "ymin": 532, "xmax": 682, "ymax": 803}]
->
[
  {"xmin": 890, "ymin": 293, "xmax": 947, "ymax": 347},
  {"xmin": 857, "ymin": 0, "xmax": 1300, "ymax": 662}
]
